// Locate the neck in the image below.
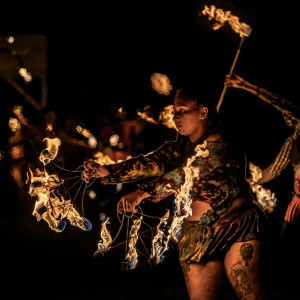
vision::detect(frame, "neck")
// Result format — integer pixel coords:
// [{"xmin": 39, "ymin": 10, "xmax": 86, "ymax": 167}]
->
[{"xmin": 189, "ymin": 123, "xmax": 209, "ymax": 144}]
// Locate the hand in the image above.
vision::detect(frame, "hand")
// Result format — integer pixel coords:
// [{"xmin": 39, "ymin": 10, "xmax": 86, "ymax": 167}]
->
[
  {"xmin": 225, "ymin": 73, "xmax": 245, "ymax": 89},
  {"xmin": 83, "ymin": 159, "xmax": 109, "ymax": 182},
  {"xmin": 117, "ymin": 190, "xmax": 151, "ymax": 214}
]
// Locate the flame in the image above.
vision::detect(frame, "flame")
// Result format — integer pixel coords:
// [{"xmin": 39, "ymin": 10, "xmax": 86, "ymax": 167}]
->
[
  {"xmin": 93, "ymin": 151, "xmax": 117, "ymax": 165},
  {"xmin": 201, "ymin": 5, "xmax": 251, "ymax": 38},
  {"xmin": 158, "ymin": 105, "xmax": 177, "ymax": 130},
  {"xmin": 94, "ymin": 217, "xmax": 113, "ymax": 255},
  {"xmin": 150, "ymin": 73, "xmax": 173, "ymax": 96},
  {"xmin": 248, "ymin": 162, "xmax": 277, "ymax": 213},
  {"xmin": 27, "ymin": 167, "xmax": 92, "ymax": 232},
  {"xmin": 39, "ymin": 137, "xmax": 61, "ymax": 166},
  {"xmin": 137, "ymin": 111, "xmax": 159, "ymax": 125},
  {"xmin": 149, "ymin": 210, "xmax": 171, "ymax": 264},
  {"xmin": 150, "ymin": 141, "xmax": 209, "ymax": 264},
  {"xmin": 137, "ymin": 105, "xmax": 177, "ymax": 130},
  {"xmin": 171, "ymin": 141, "xmax": 209, "ymax": 240},
  {"xmin": 125, "ymin": 216, "xmax": 143, "ymax": 269}
]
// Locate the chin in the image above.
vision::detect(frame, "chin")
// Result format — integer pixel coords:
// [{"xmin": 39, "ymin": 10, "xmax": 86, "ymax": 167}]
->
[{"xmin": 177, "ymin": 128, "xmax": 188, "ymax": 136}]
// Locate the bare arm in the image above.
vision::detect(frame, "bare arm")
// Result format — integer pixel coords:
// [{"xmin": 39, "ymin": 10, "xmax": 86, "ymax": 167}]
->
[{"xmin": 225, "ymin": 73, "xmax": 300, "ymax": 120}]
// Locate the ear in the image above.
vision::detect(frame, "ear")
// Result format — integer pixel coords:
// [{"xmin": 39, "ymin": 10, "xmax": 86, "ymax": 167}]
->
[{"xmin": 199, "ymin": 106, "xmax": 208, "ymax": 120}]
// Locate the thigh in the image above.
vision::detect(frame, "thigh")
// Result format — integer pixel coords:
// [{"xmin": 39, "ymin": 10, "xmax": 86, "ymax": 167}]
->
[
  {"xmin": 185, "ymin": 257, "xmax": 225, "ymax": 300},
  {"xmin": 224, "ymin": 240, "xmax": 268, "ymax": 300}
]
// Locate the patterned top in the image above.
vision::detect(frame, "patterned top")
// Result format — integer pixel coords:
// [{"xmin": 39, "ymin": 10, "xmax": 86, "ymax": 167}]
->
[{"xmin": 101, "ymin": 133, "xmax": 252, "ymax": 224}]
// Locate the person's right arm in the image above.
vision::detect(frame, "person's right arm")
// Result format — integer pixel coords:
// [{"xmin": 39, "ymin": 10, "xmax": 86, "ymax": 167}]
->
[{"xmin": 225, "ymin": 73, "xmax": 300, "ymax": 118}]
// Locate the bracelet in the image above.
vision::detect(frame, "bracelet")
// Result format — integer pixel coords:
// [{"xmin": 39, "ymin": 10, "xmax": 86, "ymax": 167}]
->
[{"xmin": 256, "ymin": 86, "xmax": 260, "ymax": 97}]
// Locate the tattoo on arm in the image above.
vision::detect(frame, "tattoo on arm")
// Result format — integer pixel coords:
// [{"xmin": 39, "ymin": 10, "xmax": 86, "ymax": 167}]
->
[
  {"xmin": 230, "ymin": 261, "xmax": 253, "ymax": 298},
  {"xmin": 240, "ymin": 242, "xmax": 254, "ymax": 267}
]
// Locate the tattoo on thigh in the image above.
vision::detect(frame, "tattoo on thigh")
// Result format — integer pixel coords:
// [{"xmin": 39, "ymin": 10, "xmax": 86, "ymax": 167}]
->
[
  {"xmin": 240, "ymin": 243, "xmax": 253, "ymax": 267},
  {"xmin": 229, "ymin": 261, "xmax": 253, "ymax": 298}
]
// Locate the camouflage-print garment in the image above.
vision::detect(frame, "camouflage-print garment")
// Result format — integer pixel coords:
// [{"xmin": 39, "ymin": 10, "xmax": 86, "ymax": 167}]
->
[{"xmin": 101, "ymin": 134, "xmax": 251, "ymax": 225}]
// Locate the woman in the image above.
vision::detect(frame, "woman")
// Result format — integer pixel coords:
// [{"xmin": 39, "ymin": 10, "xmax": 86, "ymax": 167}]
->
[{"xmin": 83, "ymin": 82, "xmax": 269, "ymax": 300}]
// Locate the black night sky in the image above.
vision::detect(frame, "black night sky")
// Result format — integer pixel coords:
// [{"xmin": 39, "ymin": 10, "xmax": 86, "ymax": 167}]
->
[{"xmin": 1, "ymin": 1, "xmax": 299, "ymax": 299}]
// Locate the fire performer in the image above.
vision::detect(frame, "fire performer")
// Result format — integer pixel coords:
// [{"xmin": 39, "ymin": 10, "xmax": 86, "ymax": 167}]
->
[
  {"xmin": 83, "ymin": 82, "xmax": 269, "ymax": 299},
  {"xmin": 225, "ymin": 73, "xmax": 300, "ymax": 246}
]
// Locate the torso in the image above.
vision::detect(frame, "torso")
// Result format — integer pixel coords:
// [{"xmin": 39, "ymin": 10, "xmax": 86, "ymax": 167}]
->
[{"xmin": 186, "ymin": 196, "xmax": 253, "ymax": 221}]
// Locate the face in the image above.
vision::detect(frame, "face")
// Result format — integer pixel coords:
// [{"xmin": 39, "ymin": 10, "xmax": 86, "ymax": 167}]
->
[{"xmin": 172, "ymin": 97, "xmax": 208, "ymax": 137}]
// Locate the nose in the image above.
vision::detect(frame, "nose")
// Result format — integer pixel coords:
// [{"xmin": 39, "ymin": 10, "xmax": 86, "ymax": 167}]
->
[{"xmin": 173, "ymin": 112, "xmax": 180, "ymax": 121}]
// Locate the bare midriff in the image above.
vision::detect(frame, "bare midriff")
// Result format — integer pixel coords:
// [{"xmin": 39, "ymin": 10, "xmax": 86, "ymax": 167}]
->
[{"xmin": 186, "ymin": 196, "xmax": 253, "ymax": 221}]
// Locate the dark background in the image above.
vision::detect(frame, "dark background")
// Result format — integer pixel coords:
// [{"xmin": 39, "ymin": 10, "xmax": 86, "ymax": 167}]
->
[{"xmin": 1, "ymin": 1, "xmax": 299, "ymax": 299}]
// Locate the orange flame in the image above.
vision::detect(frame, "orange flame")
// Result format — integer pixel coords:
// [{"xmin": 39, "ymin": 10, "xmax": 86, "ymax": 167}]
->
[
  {"xmin": 201, "ymin": 5, "xmax": 251, "ymax": 38},
  {"xmin": 248, "ymin": 162, "xmax": 277, "ymax": 213},
  {"xmin": 158, "ymin": 105, "xmax": 176, "ymax": 130},
  {"xmin": 149, "ymin": 210, "xmax": 171, "ymax": 264},
  {"xmin": 137, "ymin": 111, "xmax": 159, "ymax": 125},
  {"xmin": 125, "ymin": 216, "xmax": 143, "ymax": 269},
  {"xmin": 150, "ymin": 141, "xmax": 210, "ymax": 263},
  {"xmin": 27, "ymin": 167, "xmax": 92, "ymax": 232},
  {"xmin": 95, "ymin": 217, "xmax": 112, "ymax": 254},
  {"xmin": 39, "ymin": 137, "xmax": 61, "ymax": 166}
]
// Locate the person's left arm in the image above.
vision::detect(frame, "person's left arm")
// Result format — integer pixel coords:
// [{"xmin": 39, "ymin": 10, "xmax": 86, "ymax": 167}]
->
[{"xmin": 138, "ymin": 139, "xmax": 228, "ymax": 202}]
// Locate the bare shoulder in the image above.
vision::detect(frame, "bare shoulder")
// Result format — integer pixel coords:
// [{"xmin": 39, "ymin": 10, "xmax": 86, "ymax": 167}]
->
[{"xmin": 206, "ymin": 133, "xmax": 222, "ymax": 142}]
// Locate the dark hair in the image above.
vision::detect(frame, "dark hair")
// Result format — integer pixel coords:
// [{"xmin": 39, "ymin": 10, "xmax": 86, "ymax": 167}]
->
[{"xmin": 175, "ymin": 81, "xmax": 220, "ymax": 130}]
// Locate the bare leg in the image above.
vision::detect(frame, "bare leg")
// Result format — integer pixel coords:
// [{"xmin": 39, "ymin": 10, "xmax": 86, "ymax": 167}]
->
[
  {"xmin": 185, "ymin": 257, "xmax": 225, "ymax": 300},
  {"xmin": 224, "ymin": 240, "xmax": 269, "ymax": 300}
]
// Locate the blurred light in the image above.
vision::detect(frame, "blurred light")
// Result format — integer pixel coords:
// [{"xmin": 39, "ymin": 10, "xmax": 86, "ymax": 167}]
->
[
  {"xmin": 88, "ymin": 136, "xmax": 97, "ymax": 148},
  {"xmin": 19, "ymin": 67, "xmax": 32, "ymax": 82},
  {"xmin": 116, "ymin": 183, "xmax": 123, "ymax": 193},
  {"xmin": 8, "ymin": 117, "xmax": 21, "ymax": 132},
  {"xmin": 150, "ymin": 73, "xmax": 173, "ymax": 95},
  {"xmin": 117, "ymin": 143, "xmax": 123, "ymax": 149},
  {"xmin": 88, "ymin": 190, "xmax": 97, "ymax": 200},
  {"xmin": 7, "ymin": 36, "xmax": 15, "ymax": 43},
  {"xmin": 109, "ymin": 134, "xmax": 119, "ymax": 147}
]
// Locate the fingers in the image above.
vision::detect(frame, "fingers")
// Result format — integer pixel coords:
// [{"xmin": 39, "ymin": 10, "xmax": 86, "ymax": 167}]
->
[
  {"xmin": 117, "ymin": 196, "xmax": 136, "ymax": 214},
  {"xmin": 83, "ymin": 159, "xmax": 95, "ymax": 171}
]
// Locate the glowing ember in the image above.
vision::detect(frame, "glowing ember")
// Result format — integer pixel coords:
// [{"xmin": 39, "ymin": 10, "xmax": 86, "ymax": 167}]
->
[
  {"xmin": 39, "ymin": 137, "xmax": 61, "ymax": 166},
  {"xmin": 201, "ymin": 5, "xmax": 251, "ymax": 38},
  {"xmin": 125, "ymin": 216, "xmax": 143, "ymax": 269},
  {"xmin": 150, "ymin": 73, "xmax": 173, "ymax": 96},
  {"xmin": 248, "ymin": 162, "xmax": 277, "ymax": 213}
]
